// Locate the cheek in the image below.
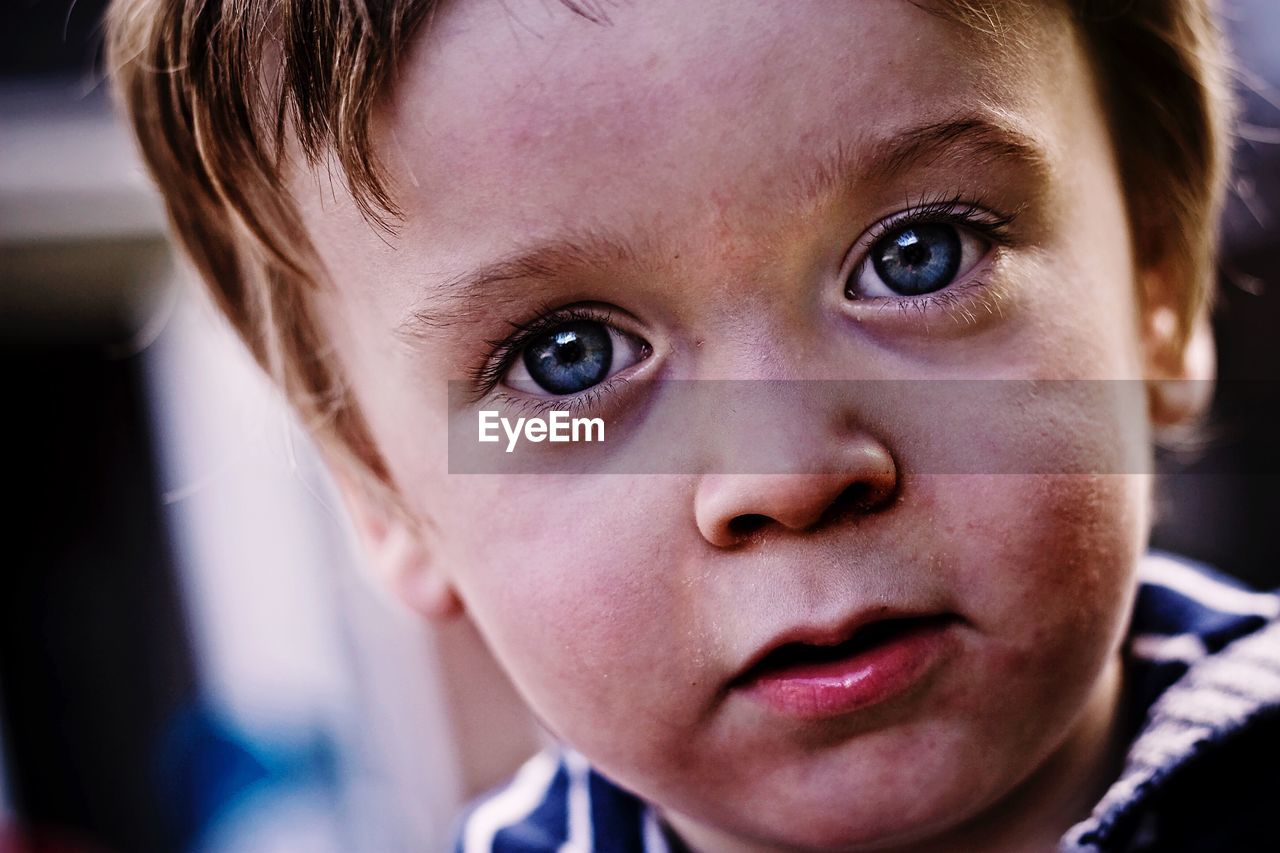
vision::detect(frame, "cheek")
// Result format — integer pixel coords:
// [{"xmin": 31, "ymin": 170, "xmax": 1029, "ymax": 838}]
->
[
  {"xmin": 922, "ymin": 472, "xmax": 1146, "ymax": 730},
  {"xmin": 430, "ymin": 475, "xmax": 703, "ymax": 737},
  {"xmin": 935, "ymin": 474, "xmax": 1146, "ymax": 632}
]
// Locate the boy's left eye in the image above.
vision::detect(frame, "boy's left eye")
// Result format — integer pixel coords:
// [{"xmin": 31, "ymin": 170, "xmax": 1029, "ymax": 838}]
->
[
  {"xmin": 506, "ymin": 319, "xmax": 648, "ymax": 397},
  {"xmin": 847, "ymin": 222, "xmax": 991, "ymax": 299}
]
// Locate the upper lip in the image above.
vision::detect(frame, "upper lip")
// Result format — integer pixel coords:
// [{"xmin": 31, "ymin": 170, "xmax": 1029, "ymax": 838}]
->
[{"xmin": 730, "ymin": 607, "xmax": 955, "ymax": 686}]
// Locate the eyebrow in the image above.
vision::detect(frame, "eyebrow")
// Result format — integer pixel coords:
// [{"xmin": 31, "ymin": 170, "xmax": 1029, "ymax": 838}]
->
[
  {"xmin": 398, "ymin": 229, "xmax": 646, "ymax": 335},
  {"xmin": 789, "ymin": 113, "xmax": 1052, "ymax": 210},
  {"xmin": 398, "ymin": 113, "xmax": 1051, "ymax": 336}
]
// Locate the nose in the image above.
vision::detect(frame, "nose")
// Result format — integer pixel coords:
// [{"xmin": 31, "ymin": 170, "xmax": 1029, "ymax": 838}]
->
[{"xmin": 693, "ymin": 432, "xmax": 898, "ymax": 548}]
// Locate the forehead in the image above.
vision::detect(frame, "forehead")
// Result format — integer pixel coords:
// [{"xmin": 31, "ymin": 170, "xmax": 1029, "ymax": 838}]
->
[{"xmin": 305, "ymin": 0, "xmax": 1080, "ymax": 302}]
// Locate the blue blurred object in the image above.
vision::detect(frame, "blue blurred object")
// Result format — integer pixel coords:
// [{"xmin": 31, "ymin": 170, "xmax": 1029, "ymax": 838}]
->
[{"xmin": 154, "ymin": 705, "xmax": 340, "ymax": 852}]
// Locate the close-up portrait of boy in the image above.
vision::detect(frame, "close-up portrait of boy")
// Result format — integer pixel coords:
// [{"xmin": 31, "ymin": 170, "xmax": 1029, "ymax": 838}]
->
[{"xmin": 99, "ymin": 0, "xmax": 1280, "ymax": 851}]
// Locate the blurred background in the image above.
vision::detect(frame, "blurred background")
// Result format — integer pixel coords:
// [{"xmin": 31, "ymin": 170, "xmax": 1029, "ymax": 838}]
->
[
  {"xmin": 1, "ymin": 3, "xmax": 542, "ymax": 852},
  {"xmin": 1, "ymin": 1, "xmax": 1278, "ymax": 851}
]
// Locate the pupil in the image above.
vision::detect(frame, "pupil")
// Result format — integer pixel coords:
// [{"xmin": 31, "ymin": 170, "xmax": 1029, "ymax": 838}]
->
[
  {"xmin": 869, "ymin": 224, "xmax": 961, "ymax": 296},
  {"xmin": 523, "ymin": 320, "xmax": 613, "ymax": 395},
  {"xmin": 897, "ymin": 234, "xmax": 929, "ymax": 268},
  {"xmin": 554, "ymin": 334, "xmax": 584, "ymax": 364}
]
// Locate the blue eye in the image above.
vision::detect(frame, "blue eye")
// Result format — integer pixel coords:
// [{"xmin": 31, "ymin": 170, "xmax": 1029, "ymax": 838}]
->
[
  {"xmin": 871, "ymin": 224, "xmax": 960, "ymax": 295},
  {"xmin": 848, "ymin": 221, "xmax": 989, "ymax": 299},
  {"xmin": 520, "ymin": 321, "xmax": 612, "ymax": 395},
  {"xmin": 506, "ymin": 318, "xmax": 648, "ymax": 397}
]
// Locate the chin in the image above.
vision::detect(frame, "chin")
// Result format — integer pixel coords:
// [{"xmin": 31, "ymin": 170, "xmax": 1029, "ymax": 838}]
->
[{"xmin": 678, "ymin": 740, "xmax": 1013, "ymax": 853}]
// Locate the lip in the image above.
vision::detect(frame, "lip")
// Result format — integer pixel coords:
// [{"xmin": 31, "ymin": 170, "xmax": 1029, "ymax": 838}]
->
[{"xmin": 732, "ymin": 612, "xmax": 959, "ymax": 720}]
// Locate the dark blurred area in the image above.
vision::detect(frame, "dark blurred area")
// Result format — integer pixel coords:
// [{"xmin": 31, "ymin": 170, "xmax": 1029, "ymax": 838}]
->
[
  {"xmin": 5, "ymin": 347, "xmax": 196, "ymax": 851},
  {"xmin": 3, "ymin": 0, "xmax": 199, "ymax": 849},
  {"xmin": 1152, "ymin": 2, "xmax": 1280, "ymax": 587},
  {"xmin": 0, "ymin": 1, "xmax": 1278, "ymax": 852},
  {"xmin": 1, "ymin": 0, "xmax": 106, "ymax": 76}
]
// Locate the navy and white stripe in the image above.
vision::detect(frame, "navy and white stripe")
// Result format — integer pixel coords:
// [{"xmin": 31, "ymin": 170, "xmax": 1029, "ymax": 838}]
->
[
  {"xmin": 1063, "ymin": 554, "xmax": 1280, "ymax": 852},
  {"xmin": 454, "ymin": 552, "xmax": 1280, "ymax": 852},
  {"xmin": 452, "ymin": 748, "xmax": 673, "ymax": 853}
]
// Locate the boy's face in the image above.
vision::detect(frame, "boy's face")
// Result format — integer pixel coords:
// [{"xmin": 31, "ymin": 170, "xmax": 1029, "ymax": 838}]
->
[{"xmin": 304, "ymin": 0, "xmax": 1172, "ymax": 848}]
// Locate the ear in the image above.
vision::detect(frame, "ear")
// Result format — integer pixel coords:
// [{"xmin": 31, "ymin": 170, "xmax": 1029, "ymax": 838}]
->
[
  {"xmin": 332, "ymin": 469, "xmax": 464, "ymax": 621},
  {"xmin": 1141, "ymin": 268, "xmax": 1215, "ymax": 428}
]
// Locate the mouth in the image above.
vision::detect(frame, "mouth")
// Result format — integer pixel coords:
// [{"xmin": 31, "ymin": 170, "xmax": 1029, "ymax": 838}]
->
[{"xmin": 732, "ymin": 613, "xmax": 960, "ymax": 720}]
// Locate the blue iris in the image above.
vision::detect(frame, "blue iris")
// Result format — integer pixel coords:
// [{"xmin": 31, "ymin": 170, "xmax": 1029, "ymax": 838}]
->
[
  {"xmin": 870, "ymin": 223, "xmax": 962, "ymax": 295},
  {"xmin": 522, "ymin": 321, "xmax": 613, "ymax": 395}
]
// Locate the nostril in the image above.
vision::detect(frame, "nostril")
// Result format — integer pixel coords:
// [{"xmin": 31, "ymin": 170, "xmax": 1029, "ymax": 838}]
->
[
  {"xmin": 699, "ymin": 450, "xmax": 899, "ymax": 547},
  {"xmin": 838, "ymin": 482, "xmax": 874, "ymax": 510},
  {"xmin": 819, "ymin": 480, "xmax": 896, "ymax": 525},
  {"xmin": 724, "ymin": 480, "xmax": 896, "ymax": 541},
  {"xmin": 727, "ymin": 513, "xmax": 770, "ymax": 538}
]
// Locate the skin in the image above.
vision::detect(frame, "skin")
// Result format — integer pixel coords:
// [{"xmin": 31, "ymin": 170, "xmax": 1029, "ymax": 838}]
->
[{"xmin": 295, "ymin": 1, "xmax": 1212, "ymax": 850}]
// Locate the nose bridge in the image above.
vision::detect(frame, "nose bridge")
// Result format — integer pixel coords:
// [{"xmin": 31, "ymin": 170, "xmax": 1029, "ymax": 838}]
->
[
  {"xmin": 697, "ymin": 379, "xmax": 834, "ymax": 471},
  {"xmin": 691, "ymin": 380, "xmax": 899, "ymax": 548},
  {"xmin": 678, "ymin": 219, "xmax": 816, "ymax": 373}
]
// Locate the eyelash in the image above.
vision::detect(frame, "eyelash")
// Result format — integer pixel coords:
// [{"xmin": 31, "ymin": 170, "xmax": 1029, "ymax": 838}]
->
[
  {"xmin": 860, "ymin": 192, "xmax": 1017, "ymax": 250},
  {"xmin": 489, "ymin": 381, "xmax": 626, "ymax": 418},
  {"xmin": 470, "ymin": 304, "xmax": 622, "ymax": 399}
]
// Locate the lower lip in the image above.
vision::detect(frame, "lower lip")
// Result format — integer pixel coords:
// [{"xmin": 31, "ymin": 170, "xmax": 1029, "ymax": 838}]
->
[{"xmin": 740, "ymin": 619, "xmax": 956, "ymax": 720}]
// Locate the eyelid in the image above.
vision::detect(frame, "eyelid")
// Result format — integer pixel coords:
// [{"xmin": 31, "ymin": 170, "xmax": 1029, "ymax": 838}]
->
[{"xmin": 846, "ymin": 195, "xmax": 1013, "ymax": 260}]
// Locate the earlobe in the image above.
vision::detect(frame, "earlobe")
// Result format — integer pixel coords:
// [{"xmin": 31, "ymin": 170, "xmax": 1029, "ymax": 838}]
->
[
  {"xmin": 333, "ymin": 468, "xmax": 464, "ymax": 621},
  {"xmin": 389, "ymin": 535, "xmax": 465, "ymax": 620},
  {"xmin": 1142, "ymin": 288, "xmax": 1215, "ymax": 428}
]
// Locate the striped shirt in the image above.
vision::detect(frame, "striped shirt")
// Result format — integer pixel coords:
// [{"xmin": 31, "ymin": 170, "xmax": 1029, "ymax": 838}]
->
[{"xmin": 453, "ymin": 553, "xmax": 1280, "ymax": 852}]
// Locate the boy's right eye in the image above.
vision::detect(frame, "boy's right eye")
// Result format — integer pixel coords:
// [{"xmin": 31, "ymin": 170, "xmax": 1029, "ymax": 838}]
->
[{"xmin": 505, "ymin": 318, "xmax": 649, "ymax": 397}]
